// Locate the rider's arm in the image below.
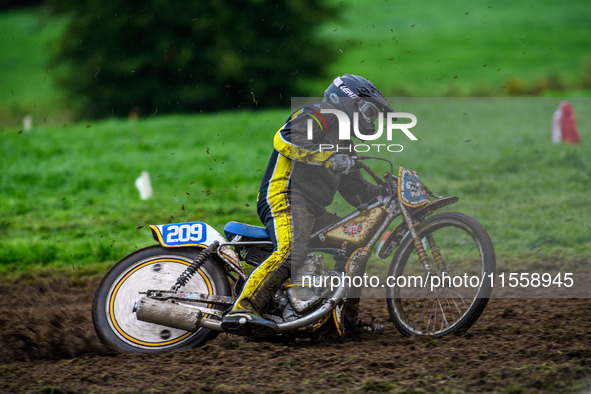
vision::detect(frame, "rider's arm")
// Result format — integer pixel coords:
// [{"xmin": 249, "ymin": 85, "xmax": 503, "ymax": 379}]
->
[
  {"xmin": 273, "ymin": 108, "xmax": 335, "ymax": 165},
  {"xmin": 338, "ymin": 167, "xmax": 386, "ymax": 208}
]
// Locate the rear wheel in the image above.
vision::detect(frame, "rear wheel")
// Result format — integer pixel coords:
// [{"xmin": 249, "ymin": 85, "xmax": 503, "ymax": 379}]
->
[
  {"xmin": 386, "ymin": 212, "xmax": 495, "ymax": 337},
  {"xmin": 92, "ymin": 245, "xmax": 231, "ymax": 353}
]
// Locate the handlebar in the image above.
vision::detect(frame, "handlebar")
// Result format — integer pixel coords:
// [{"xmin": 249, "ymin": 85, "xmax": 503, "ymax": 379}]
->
[
  {"xmin": 323, "ymin": 154, "xmax": 397, "ymax": 189},
  {"xmin": 356, "ymin": 156, "xmax": 397, "ymax": 189},
  {"xmin": 356, "ymin": 161, "xmax": 388, "ymax": 187}
]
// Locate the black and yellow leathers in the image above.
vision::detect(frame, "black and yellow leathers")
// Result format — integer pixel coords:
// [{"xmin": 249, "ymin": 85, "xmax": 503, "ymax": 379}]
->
[{"xmin": 230, "ymin": 101, "xmax": 383, "ymax": 316}]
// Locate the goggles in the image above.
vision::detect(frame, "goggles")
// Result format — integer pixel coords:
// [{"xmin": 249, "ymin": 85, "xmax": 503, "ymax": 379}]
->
[
  {"xmin": 358, "ymin": 100, "xmax": 380, "ymax": 123},
  {"xmin": 332, "ymin": 76, "xmax": 387, "ymax": 124}
]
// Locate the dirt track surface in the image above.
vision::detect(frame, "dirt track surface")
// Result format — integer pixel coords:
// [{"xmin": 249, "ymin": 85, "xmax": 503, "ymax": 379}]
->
[{"xmin": 1, "ymin": 274, "xmax": 590, "ymax": 393}]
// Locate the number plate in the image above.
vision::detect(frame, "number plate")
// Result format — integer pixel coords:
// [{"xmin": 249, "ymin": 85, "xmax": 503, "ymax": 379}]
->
[
  {"xmin": 160, "ymin": 222, "xmax": 206, "ymax": 245},
  {"xmin": 150, "ymin": 221, "xmax": 226, "ymax": 247}
]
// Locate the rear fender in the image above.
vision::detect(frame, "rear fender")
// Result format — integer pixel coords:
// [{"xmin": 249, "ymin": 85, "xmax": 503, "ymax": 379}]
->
[{"xmin": 150, "ymin": 221, "xmax": 226, "ymax": 248}]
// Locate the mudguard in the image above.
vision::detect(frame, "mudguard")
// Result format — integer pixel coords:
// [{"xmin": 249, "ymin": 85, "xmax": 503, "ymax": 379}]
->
[
  {"xmin": 377, "ymin": 196, "xmax": 459, "ymax": 259},
  {"xmin": 150, "ymin": 221, "xmax": 226, "ymax": 248}
]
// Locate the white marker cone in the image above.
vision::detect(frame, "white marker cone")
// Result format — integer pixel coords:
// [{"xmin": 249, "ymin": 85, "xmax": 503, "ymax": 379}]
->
[
  {"xmin": 23, "ymin": 115, "xmax": 32, "ymax": 132},
  {"xmin": 135, "ymin": 171, "xmax": 153, "ymax": 200},
  {"xmin": 552, "ymin": 101, "xmax": 581, "ymax": 144}
]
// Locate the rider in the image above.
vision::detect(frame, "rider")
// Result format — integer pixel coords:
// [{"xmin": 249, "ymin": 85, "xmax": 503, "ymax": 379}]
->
[{"xmin": 221, "ymin": 74, "xmax": 394, "ymax": 336}]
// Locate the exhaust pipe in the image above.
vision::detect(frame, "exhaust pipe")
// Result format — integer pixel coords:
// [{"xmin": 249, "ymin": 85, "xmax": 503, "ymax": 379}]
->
[
  {"xmin": 135, "ymin": 277, "xmax": 348, "ymax": 334},
  {"xmin": 135, "ymin": 297, "xmax": 203, "ymax": 332}
]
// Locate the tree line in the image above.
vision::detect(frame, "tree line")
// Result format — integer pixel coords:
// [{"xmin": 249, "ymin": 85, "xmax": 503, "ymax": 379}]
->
[{"xmin": 42, "ymin": 0, "xmax": 338, "ymax": 118}]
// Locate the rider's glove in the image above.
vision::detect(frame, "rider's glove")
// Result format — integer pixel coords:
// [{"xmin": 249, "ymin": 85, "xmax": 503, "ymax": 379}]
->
[
  {"xmin": 326, "ymin": 154, "xmax": 355, "ymax": 175},
  {"xmin": 376, "ymin": 185, "xmax": 389, "ymax": 199}
]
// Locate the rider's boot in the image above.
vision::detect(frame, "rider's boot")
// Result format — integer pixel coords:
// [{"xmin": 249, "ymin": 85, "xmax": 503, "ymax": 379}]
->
[
  {"xmin": 221, "ymin": 262, "xmax": 289, "ymax": 337},
  {"xmin": 287, "ymin": 254, "xmax": 329, "ymax": 313},
  {"xmin": 344, "ymin": 298, "xmax": 384, "ymax": 335}
]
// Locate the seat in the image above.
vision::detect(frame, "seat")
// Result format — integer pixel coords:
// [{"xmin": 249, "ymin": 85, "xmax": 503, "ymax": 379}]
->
[{"xmin": 223, "ymin": 221, "xmax": 270, "ymax": 240}]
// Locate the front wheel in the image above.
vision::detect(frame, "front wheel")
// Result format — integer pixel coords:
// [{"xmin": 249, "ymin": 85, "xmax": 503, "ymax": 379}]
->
[
  {"xmin": 386, "ymin": 212, "xmax": 495, "ymax": 337},
  {"xmin": 92, "ymin": 245, "xmax": 231, "ymax": 353}
]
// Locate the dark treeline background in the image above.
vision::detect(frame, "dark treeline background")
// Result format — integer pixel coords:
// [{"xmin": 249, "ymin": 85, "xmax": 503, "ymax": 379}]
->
[{"xmin": 7, "ymin": 0, "xmax": 338, "ymax": 118}]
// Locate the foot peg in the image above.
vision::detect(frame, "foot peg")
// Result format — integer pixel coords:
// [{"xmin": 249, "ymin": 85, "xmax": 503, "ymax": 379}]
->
[{"xmin": 221, "ymin": 312, "xmax": 278, "ymax": 337}]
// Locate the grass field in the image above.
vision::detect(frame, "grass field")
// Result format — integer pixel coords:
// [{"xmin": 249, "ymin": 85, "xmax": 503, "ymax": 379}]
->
[
  {"xmin": 304, "ymin": 0, "xmax": 591, "ymax": 97},
  {"xmin": 2, "ymin": 98, "xmax": 590, "ymax": 276},
  {"xmin": 0, "ymin": 8, "xmax": 66, "ymax": 126},
  {"xmin": 1, "ymin": 2, "xmax": 590, "ymax": 275},
  {"xmin": 1, "ymin": 1, "xmax": 591, "ymax": 127}
]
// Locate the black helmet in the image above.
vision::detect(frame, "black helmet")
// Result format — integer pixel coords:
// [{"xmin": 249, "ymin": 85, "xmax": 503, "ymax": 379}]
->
[{"xmin": 323, "ymin": 74, "xmax": 393, "ymax": 129}]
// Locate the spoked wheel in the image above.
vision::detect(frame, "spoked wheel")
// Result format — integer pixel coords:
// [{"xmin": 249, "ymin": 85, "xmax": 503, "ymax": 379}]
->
[
  {"xmin": 92, "ymin": 245, "xmax": 231, "ymax": 353},
  {"xmin": 386, "ymin": 212, "xmax": 495, "ymax": 337}
]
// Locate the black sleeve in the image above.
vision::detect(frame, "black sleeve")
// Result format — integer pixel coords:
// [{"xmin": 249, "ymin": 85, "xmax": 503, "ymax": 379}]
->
[{"xmin": 337, "ymin": 167, "xmax": 385, "ymax": 208}]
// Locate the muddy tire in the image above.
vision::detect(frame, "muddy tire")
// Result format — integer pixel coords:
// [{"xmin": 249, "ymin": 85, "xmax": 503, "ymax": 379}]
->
[
  {"xmin": 386, "ymin": 212, "xmax": 495, "ymax": 337},
  {"xmin": 92, "ymin": 245, "xmax": 231, "ymax": 353}
]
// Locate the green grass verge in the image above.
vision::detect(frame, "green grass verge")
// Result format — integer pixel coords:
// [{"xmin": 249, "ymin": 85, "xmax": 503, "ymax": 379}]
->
[
  {"xmin": 1, "ymin": 98, "xmax": 590, "ymax": 275},
  {"xmin": 1, "ymin": 3, "xmax": 590, "ymax": 275},
  {"xmin": 1, "ymin": 110, "xmax": 286, "ymax": 272}
]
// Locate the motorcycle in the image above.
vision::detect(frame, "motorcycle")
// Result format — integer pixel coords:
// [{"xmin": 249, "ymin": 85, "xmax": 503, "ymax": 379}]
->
[{"xmin": 92, "ymin": 157, "xmax": 496, "ymax": 353}]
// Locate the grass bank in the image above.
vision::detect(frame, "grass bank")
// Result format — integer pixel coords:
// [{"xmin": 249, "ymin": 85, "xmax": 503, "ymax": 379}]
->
[{"xmin": 2, "ymin": 98, "xmax": 589, "ymax": 274}]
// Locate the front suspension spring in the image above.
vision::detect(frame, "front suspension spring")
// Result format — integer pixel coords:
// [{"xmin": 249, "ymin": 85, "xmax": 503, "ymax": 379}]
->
[{"xmin": 171, "ymin": 242, "xmax": 219, "ymax": 292}]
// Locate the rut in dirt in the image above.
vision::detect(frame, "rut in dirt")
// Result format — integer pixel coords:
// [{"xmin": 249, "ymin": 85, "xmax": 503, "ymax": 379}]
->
[
  {"xmin": 1, "ymin": 274, "xmax": 590, "ymax": 393},
  {"xmin": 0, "ymin": 276, "xmax": 110, "ymax": 362}
]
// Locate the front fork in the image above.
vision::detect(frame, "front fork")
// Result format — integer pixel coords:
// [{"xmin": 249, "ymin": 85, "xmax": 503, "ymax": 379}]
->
[{"xmin": 399, "ymin": 202, "xmax": 446, "ymax": 273}]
